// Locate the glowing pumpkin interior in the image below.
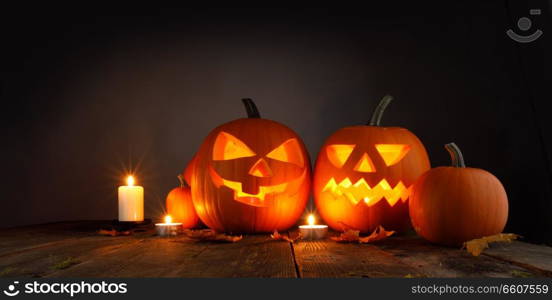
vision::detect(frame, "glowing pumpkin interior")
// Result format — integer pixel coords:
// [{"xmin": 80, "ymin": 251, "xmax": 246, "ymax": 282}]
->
[
  {"xmin": 323, "ymin": 143, "xmax": 412, "ymax": 207},
  {"xmin": 210, "ymin": 131, "xmax": 306, "ymax": 207}
]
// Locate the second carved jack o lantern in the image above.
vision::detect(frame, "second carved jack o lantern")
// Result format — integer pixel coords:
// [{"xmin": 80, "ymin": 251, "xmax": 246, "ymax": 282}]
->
[
  {"xmin": 187, "ymin": 99, "xmax": 311, "ymax": 233},
  {"xmin": 313, "ymin": 95, "xmax": 430, "ymax": 233}
]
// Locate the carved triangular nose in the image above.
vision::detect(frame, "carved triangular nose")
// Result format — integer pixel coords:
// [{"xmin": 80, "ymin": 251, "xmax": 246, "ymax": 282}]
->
[
  {"xmin": 248, "ymin": 158, "xmax": 273, "ymax": 177},
  {"xmin": 354, "ymin": 153, "xmax": 376, "ymax": 173}
]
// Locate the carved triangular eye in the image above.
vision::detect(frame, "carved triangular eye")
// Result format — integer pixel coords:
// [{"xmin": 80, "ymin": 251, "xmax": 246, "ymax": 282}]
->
[
  {"xmin": 326, "ymin": 144, "xmax": 356, "ymax": 168},
  {"xmin": 213, "ymin": 132, "xmax": 256, "ymax": 160},
  {"xmin": 266, "ymin": 138, "xmax": 304, "ymax": 167},
  {"xmin": 375, "ymin": 144, "xmax": 411, "ymax": 166}
]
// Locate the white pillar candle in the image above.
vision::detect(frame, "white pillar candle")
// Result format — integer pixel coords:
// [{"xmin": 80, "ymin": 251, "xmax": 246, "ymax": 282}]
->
[{"xmin": 118, "ymin": 175, "xmax": 144, "ymax": 222}]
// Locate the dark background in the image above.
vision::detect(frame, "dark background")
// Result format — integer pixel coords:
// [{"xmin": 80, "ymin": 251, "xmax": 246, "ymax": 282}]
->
[{"xmin": 1, "ymin": 2, "xmax": 551, "ymax": 244}]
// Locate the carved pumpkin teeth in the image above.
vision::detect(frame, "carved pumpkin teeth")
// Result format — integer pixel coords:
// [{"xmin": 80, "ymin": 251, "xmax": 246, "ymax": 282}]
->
[
  {"xmin": 322, "ymin": 177, "xmax": 412, "ymax": 207},
  {"xmin": 230, "ymin": 182, "xmax": 288, "ymax": 207},
  {"xmin": 209, "ymin": 165, "xmax": 307, "ymax": 207}
]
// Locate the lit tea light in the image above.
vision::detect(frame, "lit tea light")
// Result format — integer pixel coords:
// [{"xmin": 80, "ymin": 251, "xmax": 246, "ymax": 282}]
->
[
  {"xmin": 298, "ymin": 214, "xmax": 328, "ymax": 240},
  {"xmin": 155, "ymin": 215, "xmax": 183, "ymax": 237},
  {"xmin": 118, "ymin": 175, "xmax": 144, "ymax": 222}
]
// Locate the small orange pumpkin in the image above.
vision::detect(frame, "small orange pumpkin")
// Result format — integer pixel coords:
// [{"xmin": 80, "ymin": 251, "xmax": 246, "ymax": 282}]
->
[
  {"xmin": 189, "ymin": 98, "xmax": 311, "ymax": 233},
  {"xmin": 313, "ymin": 95, "xmax": 430, "ymax": 233},
  {"xmin": 409, "ymin": 143, "xmax": 509, "ymax": 246},
  {"xmin": 166, "ymin": 175, "xmax": 199, "ymax": 228},
  {"xmin": 183, "ymin": 154, "xmax": 197, "ymax": 186}
]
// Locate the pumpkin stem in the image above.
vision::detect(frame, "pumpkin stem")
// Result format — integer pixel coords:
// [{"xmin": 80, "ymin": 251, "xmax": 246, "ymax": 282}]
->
[
  {"xmin": 368, "ymin": 95, "xmax": 393, "ymax": 126},
  {"xmin": 177, "ymin": 174, "xmax": 189, "ymax": 188},
  {"xmin": 445, "ymin": 142, "xmax": 466, "ymax": 168},
  {"xmin": 242, "ymin": 98, "xmax": 261, "ymax": 118}
]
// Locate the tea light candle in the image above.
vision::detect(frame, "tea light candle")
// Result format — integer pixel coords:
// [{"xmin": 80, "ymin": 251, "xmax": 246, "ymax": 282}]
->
[
  {"xmin": 155, "ymin": 215, "xmax": 183, "ymax": 237},
  {"xmin": 118, "ymin": 175, "xmax": 144, "ymax": 222},
  {"xmin": 299, "ymin": 214, "xmax": 328, "ymax": 239}
]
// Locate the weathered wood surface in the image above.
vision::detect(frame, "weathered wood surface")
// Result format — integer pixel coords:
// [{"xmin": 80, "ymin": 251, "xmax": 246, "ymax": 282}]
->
[
  {"xmin": 0, "ymin": 221, "xmax": 551, "ymax": 278},
  {"xmin": 376, "ymin": 236, "xmax": 549, "ymax": 278}
]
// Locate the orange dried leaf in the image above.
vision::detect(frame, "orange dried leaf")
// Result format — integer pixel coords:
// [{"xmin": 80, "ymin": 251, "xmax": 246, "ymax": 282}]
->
[
  {"xmin": 271, "ymin": 230, "xmax": 302, "ymax": 243},
  {"xmin": 183, "ymin": 229, "xmax": 242, "ymax": 243},
  {"xmin": 358, "ymin": 226, "xmax": 395, "ymax": 243},
  {"xmin": 97, "ymin": 229, "xmax": 131, "ymax": 237},
  {"xmin": 213, "ymin": 233, "xmax": 242, "ymax": 243},
  {"xmin": 332, "ymin": 226, "xmax": 394, "ymax": 243},
  {"xmin": 337, "ymin": 221, "xmax": 357, "ymax": 231},
  {"xmin": 331, "ymin": 230, "xmax": 361, "ymax": 242},
  {"xmin": 463, "ymin": 233, "xmax": 520, "ymax": 256}
]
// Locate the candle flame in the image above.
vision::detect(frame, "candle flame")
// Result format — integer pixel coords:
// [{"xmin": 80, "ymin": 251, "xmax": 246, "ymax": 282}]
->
[
  {"xmin": 164, "ymin": 215, "xmax": 172, "ymax": 224},
  {"xmin": 126, "ymin": 175, "xmax": 135, "ymax": 186},
  {"xmin": 307, "ymin": 214, "xmax": 315, "ymax": 226}
]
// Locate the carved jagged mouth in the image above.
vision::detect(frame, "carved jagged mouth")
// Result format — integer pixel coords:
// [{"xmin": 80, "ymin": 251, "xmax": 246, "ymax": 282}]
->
[
  {"xmin": 209, "ymin": 166, "xmax": 307, "ymax": 207},
  {"xmin": 323, "ymin": 177, "xmax": 412, "ymax": 207},
  {"xmin": 223, "ymin": 180, "xmax": 288, "ymax": 207}
]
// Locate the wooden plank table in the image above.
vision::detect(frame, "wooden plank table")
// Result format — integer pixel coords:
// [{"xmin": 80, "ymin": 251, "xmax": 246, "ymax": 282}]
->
[{"xmin": 0, "ymin": 221, "xmax": 550, "ymax": 278}]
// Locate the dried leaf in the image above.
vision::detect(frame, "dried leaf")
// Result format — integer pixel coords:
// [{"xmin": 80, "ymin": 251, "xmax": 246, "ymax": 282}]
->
[
  {"xmin": 332, "ymin": 226, "xmax": 395, "ymax": 243},
  {"xmin": 463, "ymin": 233, "xmax": 520, "ymax": 256},
  {"xmin": 52, "ymin": 257, "xmax": 80, "ymax": 270},
  {"xmin": 182, "ymin": 229, "xmax": 242, "ymax": 243},
  {"xmin": 270, "ymin": 230, "xmax": 302, "ymax": 243},
  {"xmin": 97, "ymin": 229, "xmax": 131, "ymax": 237},
  {"xmin": 337, "ymin": 221, "xmax": 357, "ymax": 231},
  {"xmin": 358, "ymin": 226, "xmax": 395, "ymax": 243},
  {"xmin": 511, "ymin": 270, "xmax": 533, "ymax": 278},
  {"xmin": 331, "ymin": 230, "xmax": 361, "ymax": 242}
]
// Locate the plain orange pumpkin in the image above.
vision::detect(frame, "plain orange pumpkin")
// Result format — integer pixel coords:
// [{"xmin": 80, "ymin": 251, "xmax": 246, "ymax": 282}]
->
[
  {"xmin": 313, "ymin": 95, "xmax": 430, "ymax": 233},
  {"xmin": 183, "ymin": 153, "xmax": 197, "ymax": 186},
  {"xmin": 166, "ymin": 175, "xmax": 199, "ymax": 228},
  {"xmin": 189, "ymin": 98, "xmax": 311, "ymax": 233},
  {"xmin": 409, "ymin": 143, "xmax": 508, "ymax": 246}
]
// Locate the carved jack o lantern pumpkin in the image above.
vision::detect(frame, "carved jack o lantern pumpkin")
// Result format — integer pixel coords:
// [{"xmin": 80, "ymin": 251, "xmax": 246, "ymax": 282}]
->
[
  {"xmin": 187, "ymin": 99, "xmax": 311, "ymax": 233},
  {"xmin": 313, "ymin": 95, "xmax": 430, "ymax": 233}
]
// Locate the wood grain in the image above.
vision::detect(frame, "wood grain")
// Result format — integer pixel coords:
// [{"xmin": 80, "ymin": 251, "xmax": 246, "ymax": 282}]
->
[
  {"xmin": 1, "ymin": 222, "xmax": 551, "ymax": 278},
  {"xmin": 171, "ymin": 236, "xmax": 296, "ymax": 278},
  {"xmin": 376, "ymin": 235, "xmax": 543, "ymax": 277},
  {"xmin": 47, "ymin": 235, "xmax": 296, "ymax": 278},
  {"xmin": 292, "ymin": 239, "xmax": 421, "ymax": 278},
  {"xmin": 484, "ymin": 241, "xmax": 552, "ymax": 276}
]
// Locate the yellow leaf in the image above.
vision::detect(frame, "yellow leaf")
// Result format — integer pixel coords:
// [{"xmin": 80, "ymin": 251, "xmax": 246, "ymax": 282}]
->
[{"xmin": 463, "ymin": 233, "xmax": 520, "ymax": 256}]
